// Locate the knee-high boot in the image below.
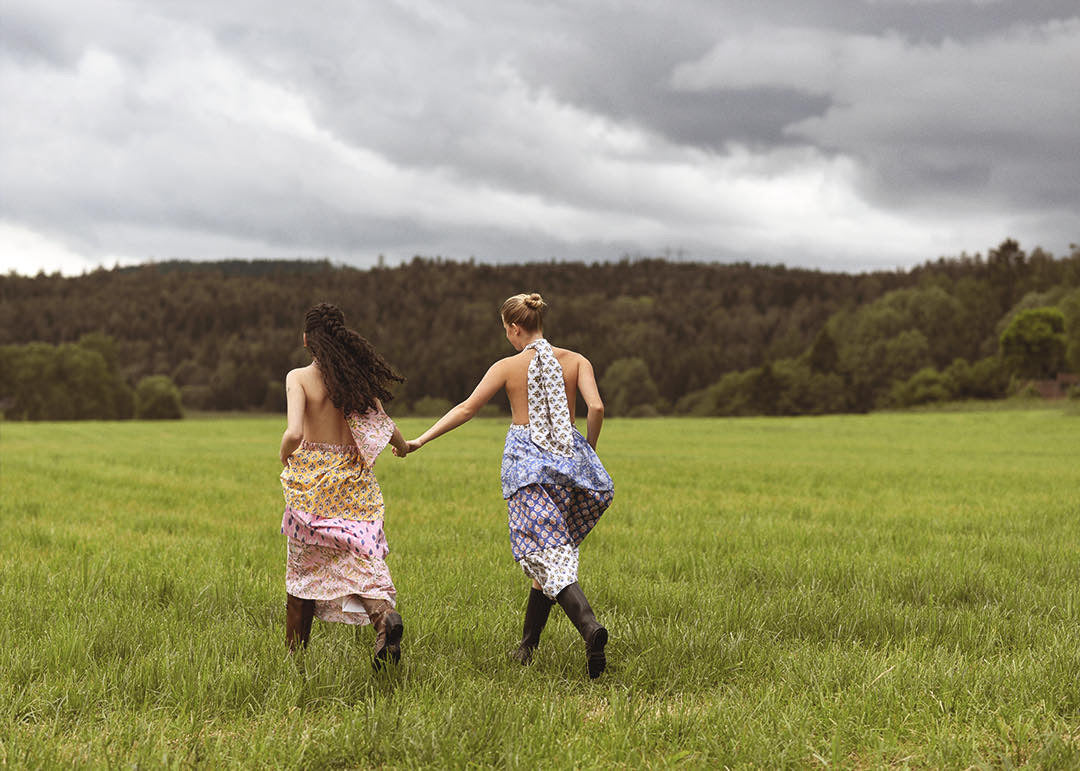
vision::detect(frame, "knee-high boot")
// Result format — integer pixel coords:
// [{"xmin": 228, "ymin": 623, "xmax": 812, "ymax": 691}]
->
[
  {"xmin": 510, "ymin": 587, "xmax": 555, "ymax": 665},
  {"xmin": 286, "ymin": 594, "xmax": 315, "ymax": 651},
  {"xmin": 360, "ymin": 597, "xmax": 403, "ymax": 670},
  {"xmin": 555, "ymin": 583, "xmax": 608, "ymax": 679}
]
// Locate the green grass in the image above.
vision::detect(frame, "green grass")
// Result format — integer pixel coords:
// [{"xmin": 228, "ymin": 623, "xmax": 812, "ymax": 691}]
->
[{"xmin": 2, "ymin": 410, "xmax": 1080, "ymax": 768}]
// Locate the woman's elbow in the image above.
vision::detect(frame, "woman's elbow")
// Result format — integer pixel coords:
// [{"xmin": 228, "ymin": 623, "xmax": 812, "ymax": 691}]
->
[
  {"xmin": 588, "ymin": 401, "xmax": 605, "ymax": 417},
  {"xmin": 457, "ymin": 403, "xmax": 478, "ymax": 420},
  {"xmin": 282, "ymin": 428, "xmax": 303, "ymax": 444}
]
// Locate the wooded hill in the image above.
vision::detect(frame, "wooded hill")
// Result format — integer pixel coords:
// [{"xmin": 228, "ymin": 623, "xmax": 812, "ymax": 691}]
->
[{"xmin": 2, "ymin": 239, "xmax": 1079, "ymax": 419}]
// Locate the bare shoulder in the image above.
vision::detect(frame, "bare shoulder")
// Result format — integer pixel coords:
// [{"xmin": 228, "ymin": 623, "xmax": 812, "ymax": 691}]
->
[
  {"xmin": 492, "ymin": 353, "xmax": 520, "ymax": 369},
  {"xmin": 286, "ymin": 365, "xmax": 315, "ymax": 387},
  {"xmin": 480, "ymin": 355, "xmax": 518, "ymax": 380},
  {"xmin": 551, "ymin": 346, "xmax": 587, "ymax": 366}
]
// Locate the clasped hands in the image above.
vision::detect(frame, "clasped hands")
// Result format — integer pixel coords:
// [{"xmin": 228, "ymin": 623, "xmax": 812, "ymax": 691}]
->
[{"xmin": 391, "ymin": 439, "xmax": 423, "ymax": 458}]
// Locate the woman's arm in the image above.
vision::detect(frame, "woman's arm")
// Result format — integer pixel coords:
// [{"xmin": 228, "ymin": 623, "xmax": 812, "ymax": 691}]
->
[
  {"xmin": 279, "ymin": 370, "xmax": 306, "ymax": 465},
  {"xmin": 408, "ymin": 360, "xmax": 507, "ymax": 451},
  {"xmin": 376, "ymin": 398, "xmax": 409, "ymax": 458},
  {"xmin": 576, "ymin": 356, "xmax": 605, "ymax": 450}
]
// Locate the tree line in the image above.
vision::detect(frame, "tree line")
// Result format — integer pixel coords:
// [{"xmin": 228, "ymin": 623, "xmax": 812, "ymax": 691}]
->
[{"xmin": 1, "ymin": 240, "xmax": 1078, "ymax": 420}]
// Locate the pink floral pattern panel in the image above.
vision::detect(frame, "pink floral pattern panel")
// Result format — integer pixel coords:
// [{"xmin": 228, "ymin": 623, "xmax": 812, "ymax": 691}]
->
[
  {"xmin": 286, "ymin": 538, "xmax": 396, "ymax": 626},
  {"xmin": 347, "ymin": 407, "xmax": 396, "ymax": 468}
]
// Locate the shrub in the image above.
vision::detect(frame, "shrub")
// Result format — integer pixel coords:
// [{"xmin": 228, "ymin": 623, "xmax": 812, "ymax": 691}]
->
[
  {"xmin": 999, "ymin": 307, "xmax": 1067, "ymax": 379},
  {"xmin": 600, "ymin": 358, "xmax": 660, "ymax": 417},
  {"xmin": 412, "ymin": 396, "xmax": 453, "ymax": 416},
  {"xmin": 885, "ymin": 367, "xmax": 952, "ymax": 408},
  {"xmin": 0, "ymin": 340, "xmax": 133, "ymax": 420},
  {"xmin": 134, "ymin": 376, "xmax": 183, "ymax": 419}
]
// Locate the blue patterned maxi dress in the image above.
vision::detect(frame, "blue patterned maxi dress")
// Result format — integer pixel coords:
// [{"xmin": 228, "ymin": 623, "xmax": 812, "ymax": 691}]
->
[{"xmin": 500, "ymin": 340, "xmax": 614, "ymax": 598}]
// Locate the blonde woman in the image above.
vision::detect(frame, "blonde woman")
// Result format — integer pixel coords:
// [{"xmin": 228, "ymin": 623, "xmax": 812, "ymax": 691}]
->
[{"xmin": 406, "ymin": 293, "xmax": 614, "ymax": 678}]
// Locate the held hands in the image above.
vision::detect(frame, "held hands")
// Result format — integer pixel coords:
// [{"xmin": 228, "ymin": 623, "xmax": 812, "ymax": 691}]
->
[{"xmin": 392, "ymin": 439, "xmax": 423, "ymax": 457}]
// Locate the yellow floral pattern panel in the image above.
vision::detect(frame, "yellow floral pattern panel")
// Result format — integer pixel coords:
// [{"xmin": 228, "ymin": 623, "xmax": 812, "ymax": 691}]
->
[{"xmin": 280, "ymin": 442, "xmax": 384, "ymax": 523}]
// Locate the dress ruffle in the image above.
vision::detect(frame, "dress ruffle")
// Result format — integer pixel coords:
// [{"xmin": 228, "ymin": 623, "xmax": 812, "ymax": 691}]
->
[
  {"xmin": 500, "ymin": 425, "xmax": 613, "ymax": 499},
  {"xmin": 285, "ymin": 538, "xmax": 395, "ymax": 625}
]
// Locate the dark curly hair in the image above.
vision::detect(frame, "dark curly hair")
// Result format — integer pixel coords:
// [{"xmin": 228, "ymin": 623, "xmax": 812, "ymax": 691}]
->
[{"xmin": 304, "ymin": 303, "xmax": 404, "ymax": 414}]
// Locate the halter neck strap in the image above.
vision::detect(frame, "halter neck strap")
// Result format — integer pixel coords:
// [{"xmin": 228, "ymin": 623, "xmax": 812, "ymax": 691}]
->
[{"xmin": 524, "ymin": 339, "xmax": 574, "ymax": 457}]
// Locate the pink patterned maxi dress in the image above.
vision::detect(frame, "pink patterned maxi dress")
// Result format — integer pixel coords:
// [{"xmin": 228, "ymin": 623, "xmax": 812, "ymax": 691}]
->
[{"xmin": 280, "ymin": 408, "xmax": 398, "ymax": 625}]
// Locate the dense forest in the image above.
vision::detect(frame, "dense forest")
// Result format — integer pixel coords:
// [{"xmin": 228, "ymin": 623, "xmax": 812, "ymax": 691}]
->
[{"xmin": 2, "ymin": 239, "xmax": 1079, "ymax": 420}]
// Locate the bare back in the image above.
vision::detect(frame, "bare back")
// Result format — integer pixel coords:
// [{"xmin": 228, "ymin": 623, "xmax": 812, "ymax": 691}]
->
[
  {"xmin": 291, "ymin": 364, "xmax": 354, "ymax": 445},
  {"xmin": 411, "ymin": 335, "xmax": 605, "ymax": 452},
  {"xmin": 505, "ymin": 346, "xmax": 586, "ymax": 425}
]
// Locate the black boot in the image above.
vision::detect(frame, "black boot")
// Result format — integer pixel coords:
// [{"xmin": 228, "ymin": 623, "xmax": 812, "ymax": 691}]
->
[
  {"xmin": 509, "ymin": 588, "xmax": 555, "ymax": 665},
  {"xmin": 556, "ymin": 583, "xmax": 608, "ymax": 679}
]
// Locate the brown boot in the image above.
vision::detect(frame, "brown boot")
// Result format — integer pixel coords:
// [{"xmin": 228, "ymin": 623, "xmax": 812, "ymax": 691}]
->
[
  {"xmin": 286, "ymin": 593, "xmax": 315, "ymax": 652},
  {"xmin": 360, "ymin": 598, "xmax": 403, "ymax": 670}
]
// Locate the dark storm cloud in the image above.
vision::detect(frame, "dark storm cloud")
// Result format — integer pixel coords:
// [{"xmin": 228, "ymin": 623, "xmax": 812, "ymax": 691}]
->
[{"xmin": 0, "ymin": 0, "xmax": 1077, "ymax": 274}]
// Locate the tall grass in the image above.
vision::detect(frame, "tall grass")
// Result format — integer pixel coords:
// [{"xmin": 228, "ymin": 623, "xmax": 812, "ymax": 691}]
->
[{"xmin": 2, "ymin": 410, "xmax": 1079, "ymax": 767}]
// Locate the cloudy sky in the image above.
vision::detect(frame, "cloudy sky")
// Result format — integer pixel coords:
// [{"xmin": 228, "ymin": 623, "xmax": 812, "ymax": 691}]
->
[{"xmin": 1, "ymin": 0, "xmax": 1078, "ymax": 275}]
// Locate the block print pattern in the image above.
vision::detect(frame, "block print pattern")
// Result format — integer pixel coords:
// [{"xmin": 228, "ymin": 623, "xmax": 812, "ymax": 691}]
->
[
  {"xmin": 524, "ymin": 338, "xmax": 575, "ymax": 457},
  {"xmin": 347, "ymin": 407, "xmax": 396, "ymax": 469},
  {"xmin": 280, "ymin": 442, "xmax": 384, "ymax": 523},
  {"xmin": 518, "ymin": 543, "xmax": 580, "ymax": 599},
  {"xmin": 507, "ymin": 483, "xmax": 613, "ymax": 561},
  {"xmin": 280, "ymin": 432, "xmax": 398, "ymax": 626},
  {"xmin": 500, "ymin": 426, "xmax": 613, "ymax": 500}
]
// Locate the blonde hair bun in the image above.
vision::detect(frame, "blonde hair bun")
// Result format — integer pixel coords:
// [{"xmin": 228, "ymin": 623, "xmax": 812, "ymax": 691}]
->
[{"xmin": 500, "ymin": 292, "xmax": 548, "ymax": 332}]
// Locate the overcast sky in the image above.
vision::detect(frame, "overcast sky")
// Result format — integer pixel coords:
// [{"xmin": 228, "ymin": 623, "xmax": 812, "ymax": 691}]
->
[{"xmin": 2, "ymin": 0, "xmax": 1078, "ymax": 275}]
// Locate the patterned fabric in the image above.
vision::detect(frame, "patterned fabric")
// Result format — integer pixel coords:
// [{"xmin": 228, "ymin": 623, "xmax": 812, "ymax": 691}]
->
[
  {"xmin": 501, "ymin": 425, "xmax": 613, "ymax": 500},
  {"xmin": 280, "ymin": 441, "xmax": 384, "ymax": 524},
  {"xmin": 499, "ymin": 363, "xmax": 613, "ymax": 584},
  {"xmin": 519, "ymin": 543, "xmax": 579, "ymax": 599},
  {"xmin": 280, "ymin": 431, "xmax": 397, "ymax": 627},
  {"xmin": 347, "ymin": 407, "xmax": 396, "ymax": 469},
  {"xmin": 508, "ymin": 483, "xmax": 613, "ymax": 560},
  {"xmin": 286, "ymin": 538, "xmax": 395, "ymax": 625},
  {"xmin": 502, "ymin": 423, "xmax": 613, "ymax": 574},
  {"xmin": 281, "ymin": 506, "xmax": 388, "ymax": 560},
  {"xmin": 524, "ymin": 339, "xmax": 574, "ymax": 457}
]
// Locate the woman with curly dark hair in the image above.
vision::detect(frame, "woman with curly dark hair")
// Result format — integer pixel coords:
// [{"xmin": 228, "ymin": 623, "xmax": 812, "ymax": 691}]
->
[{"xmin": 278, "ymin": 303, "xmax": 409, "ymax": 668}]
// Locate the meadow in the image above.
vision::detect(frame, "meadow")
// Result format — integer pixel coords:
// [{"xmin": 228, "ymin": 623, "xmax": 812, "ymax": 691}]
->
[{"xmin": 2, "ymin": 409, "xmax": 1080, "ymax": 768}]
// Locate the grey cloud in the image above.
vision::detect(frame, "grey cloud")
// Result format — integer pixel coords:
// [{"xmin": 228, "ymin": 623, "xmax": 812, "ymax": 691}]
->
[
  {"xmin": 1, "ymin": 0, "xmax": 1078, "ymax": 275},
  {"xmin": 674, "ymin": 17, "xmax": 1080, "ymax": 217}
]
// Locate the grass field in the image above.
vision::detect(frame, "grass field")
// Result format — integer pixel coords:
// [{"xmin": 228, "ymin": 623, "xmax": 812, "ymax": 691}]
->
[{"xmin": 2, "ymin": 409, "xmax": 1080, "ymax": 768}]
